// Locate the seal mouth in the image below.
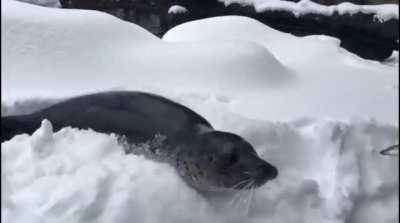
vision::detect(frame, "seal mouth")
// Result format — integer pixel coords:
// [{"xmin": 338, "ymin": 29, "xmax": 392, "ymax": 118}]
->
[{"xmin": 238, "ymin": 163, "xmax": 278, "ymax": 189}]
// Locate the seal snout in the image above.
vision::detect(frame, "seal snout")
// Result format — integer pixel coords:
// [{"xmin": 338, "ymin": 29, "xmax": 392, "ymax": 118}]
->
[{"xmin": 254, "ymin": 162, "xmax": 278, "ymax": 186}]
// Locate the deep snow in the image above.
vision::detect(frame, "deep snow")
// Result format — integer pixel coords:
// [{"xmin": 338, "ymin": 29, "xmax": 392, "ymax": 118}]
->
[
  {"xmin": 3, "ymin": 1, "xmax": 397, "ymax": 124},
  {"xmin": 2, "ymin": 114, "xmax": 398, "ymax": 223},
  {"xmin": 163, "ymin": 16, "xmax": 398, "ymax": 125},
  {"xmin": 2, "ymin": 1, "xmax": 399, "ymax": 223}
]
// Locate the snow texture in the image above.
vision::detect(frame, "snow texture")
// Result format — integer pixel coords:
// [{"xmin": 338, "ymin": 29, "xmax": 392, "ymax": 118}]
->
[
  {"xmin": 2, "ymin": 1, "xmax": 399, "ymax": 223},
  {"xmin": 2, "ymin": 1, "xmax": 398, "ymax": 124},
  {"xmin": 163, "ymin": 16, "xmax": 398, "ymax": 125},
  {"xmin": 2, "ymin": 113, "xmax": 398, "ymax": 223},
  {"xmin": 220, "ymin": 0, "xmax": 399, "ymax": 22},
  {"xmin": 168, "ymin": 5, "xmax": 188, "ymax": 14},
  {"xmin": 16, "ymin": 0, "xmax": 60, "ymax": 8}
]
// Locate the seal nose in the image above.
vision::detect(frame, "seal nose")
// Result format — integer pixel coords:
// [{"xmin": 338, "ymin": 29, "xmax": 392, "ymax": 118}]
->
[
  {"xmin": 257, "ymin": 162, "xmax": 278, "ymax": 181},
  {"xmin": 268, "ymin": 164, "xmax": 278, "ymax": 179}
]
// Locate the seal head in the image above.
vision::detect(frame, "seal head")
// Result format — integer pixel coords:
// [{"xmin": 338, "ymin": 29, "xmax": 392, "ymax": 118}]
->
[{"xmin": 176, "ymin": 130, "xmax": 278, "ymax": 192}]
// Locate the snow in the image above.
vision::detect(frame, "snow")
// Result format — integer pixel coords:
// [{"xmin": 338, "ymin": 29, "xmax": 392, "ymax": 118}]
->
[
  {"xmin": 163, "ymin": 16, "xmax": 398, "ymax": 125},
  {"xmin": 16, "ymin": 0, "xmax": 60, "ymax": 8},
  {"xmin": 2, "ymin": 115, "xmax": 398, "ymax": 223},
  {"xmin": 168, "ymin": 5, "xmax": 188, "ymax": 14},
  {"xmin": 3, "ymin": 1, "xmax": 397, "ymax": 124},
  {"xmin": 219, "ymin": 0, "xmax": 399, "ymax": 22},
  {"xmin": 2, "ymin": 0, "xmax": 291, "ymax": 104},
  {"xmin": 2, "ymin": 1, "xmax": 399, "ymax": 223}
]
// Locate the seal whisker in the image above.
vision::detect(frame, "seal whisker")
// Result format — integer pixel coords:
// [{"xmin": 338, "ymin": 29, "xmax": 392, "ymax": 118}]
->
[
  {"xmin": 234, "ymin": 180, "xmax": 253, "ymax": 207},
  {"xmin": 228, "ymin": 180, "xmax": 251, "ymax": 207},
  {"xmin": 229, "ymin": 179, "xmax": 253, "ymax": 208},
  {"xmin": 243, "ymin": 184, "xmax": 254, "ymax": 216},
  {"xmin": 230, "ymin": 178, "xmax": 252, "ymax": 190},
  {"xmin": 245, "ymin": 182, "xmax": 256, "ymax": 216}
]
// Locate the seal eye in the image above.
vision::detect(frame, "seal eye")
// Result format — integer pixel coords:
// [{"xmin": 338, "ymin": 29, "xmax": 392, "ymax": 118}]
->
[{"xmin": 218, "ymin": 153, "xmax": 239, "ymax": 166}]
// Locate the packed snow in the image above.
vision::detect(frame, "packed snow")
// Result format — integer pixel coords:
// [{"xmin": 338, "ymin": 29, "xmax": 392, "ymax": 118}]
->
[
  {"xmin": 220, "ymin": 0, "xmax": 399, "ymax": 22},
  {"xmin": 2, "ymin": 1, "xmax": 399, "ymax": 223},
  {"xmin": 168, "ymin": 5, "xmax": 188, "ymax": 14}
]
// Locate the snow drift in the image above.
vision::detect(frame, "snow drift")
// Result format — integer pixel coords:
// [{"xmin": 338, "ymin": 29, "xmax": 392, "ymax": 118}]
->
[{"xmin": 163, "ymin": 16, "xmax": 398, "ymax": 124}]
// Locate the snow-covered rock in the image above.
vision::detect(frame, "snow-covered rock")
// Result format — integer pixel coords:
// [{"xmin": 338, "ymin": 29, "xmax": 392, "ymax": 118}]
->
[
  {"xmin": 168, "ymin": 5, "xmax": 188, "ymax": 14},
  {"xmin": 220, "ymin": 0, "xmax": 399, "ymax": 22}
]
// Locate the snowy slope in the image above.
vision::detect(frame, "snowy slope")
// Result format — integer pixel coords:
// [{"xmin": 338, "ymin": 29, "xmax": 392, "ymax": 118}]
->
[{"xmin": 2, "ymin": 1, "xmax": 399, "ymax": 223}]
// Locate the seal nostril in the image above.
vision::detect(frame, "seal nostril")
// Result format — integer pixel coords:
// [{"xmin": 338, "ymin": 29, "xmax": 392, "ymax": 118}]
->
[
  {"xmin": 259, "ymin": 163, "xmax": 278, "ymax": 180},
  {"xmin": 270, "ymin": 166, "xmax": 278, "ymax": 179}
]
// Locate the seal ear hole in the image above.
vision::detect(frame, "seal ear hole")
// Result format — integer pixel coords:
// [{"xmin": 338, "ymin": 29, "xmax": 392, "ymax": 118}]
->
[{"xmin": 208, "ymin": 156, "xmax": 214, "ymax": 163}]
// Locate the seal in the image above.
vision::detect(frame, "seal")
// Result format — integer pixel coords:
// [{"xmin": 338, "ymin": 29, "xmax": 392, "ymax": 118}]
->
[{"xmin": 1, "ymin": 91, "xmax": 278, "ymax": 192}]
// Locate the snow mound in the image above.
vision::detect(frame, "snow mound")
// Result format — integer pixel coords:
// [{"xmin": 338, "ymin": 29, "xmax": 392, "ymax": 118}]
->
[
  {"xmin": 219, "ymin": 0, "xmax": 399, "ymax": 22},
  {"xmin": 2, "ymin": 120, "xmax": 211, "ymax": 223},
  {"xmin": 2, "ymin": 112, "xmax": 398, "ymax": 223},
  {"xmin": 168, "ymin": 5, "xmax": 188, "ymax": 14},
  {"xmin": 163, "ymin": 16, "xmax": 398, "ymax": 124},
  {"xmin": 2, "ymin": 0, "xmax": 291, "ymax": 103}
]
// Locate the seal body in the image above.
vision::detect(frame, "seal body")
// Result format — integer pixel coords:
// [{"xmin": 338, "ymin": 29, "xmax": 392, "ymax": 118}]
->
[{"xmin": 1, "ymin": 91, "xmax": 278, "ymax": 192}]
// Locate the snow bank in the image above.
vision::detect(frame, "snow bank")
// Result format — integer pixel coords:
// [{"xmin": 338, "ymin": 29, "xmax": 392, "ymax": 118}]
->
[
  {"xmin": 163, "ymin": 16, "xmax": 398, "ymax": 125},
  {"xmin": 2, "ymin": 109, "xmax": 398, "ymax": 223},
  {"xmin": 2, "ymin": 0, "xmax": 291, "ymax": 104},
  {"xmin": 219, "ymin": 0, "xmax": 399, "ymax": 22}
]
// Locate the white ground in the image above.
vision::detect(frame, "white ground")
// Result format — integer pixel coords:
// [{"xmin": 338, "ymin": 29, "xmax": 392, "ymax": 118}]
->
[{"xmin": 2, "ymin": 1, "xmax": 399, "ymax": 223}]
